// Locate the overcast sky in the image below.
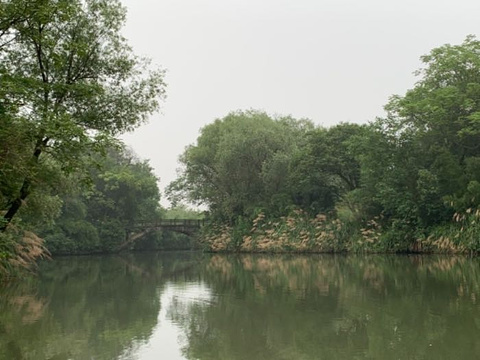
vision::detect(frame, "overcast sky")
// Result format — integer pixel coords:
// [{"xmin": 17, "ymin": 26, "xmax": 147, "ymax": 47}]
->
[{"xmin": 120, "ymin": 0, "xmax": 480, "ymax": 206}]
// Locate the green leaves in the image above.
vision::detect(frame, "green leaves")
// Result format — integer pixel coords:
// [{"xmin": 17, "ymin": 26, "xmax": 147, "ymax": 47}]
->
[
  {"xmin": 0, "ymin": 0, "xmax": 165, "ymax": 230},
  {"xmin": 351, "ymin": 36, "xmax": 480, "ymax": 243},
  {"xmin": 40, "ymin": 146, "xmax": 162, "ymax": 254},
  {"xmin": 167, "ymin": 110, "xmax": 312, "ymax": 221}
]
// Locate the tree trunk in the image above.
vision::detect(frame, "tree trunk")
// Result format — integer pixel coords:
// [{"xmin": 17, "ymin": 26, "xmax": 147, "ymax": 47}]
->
[
  {"xmin": 0, "ymin": 179, "xmax": 32, "ymax": 231},
  {"xmin": 0, "ymin": 138, "xmax": 45, "ymax": 232}
]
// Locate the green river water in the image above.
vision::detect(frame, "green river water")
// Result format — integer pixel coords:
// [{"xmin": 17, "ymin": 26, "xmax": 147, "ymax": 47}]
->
[{"xmin": 1, "ymin": 252, "xmax": 479, "ymax": 359}]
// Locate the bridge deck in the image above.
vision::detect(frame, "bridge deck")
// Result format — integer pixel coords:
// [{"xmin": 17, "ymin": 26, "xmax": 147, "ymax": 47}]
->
[
  {"xmin": 131, "ymin": 219, "xmax": 205, "ymax": 236},
  {"xmin": 119, "ymin": 219, "xmax": 206, "ymax": 251},
  {"xmin": 135, "ymin": 219, "xmax": 205, "ymax": 228}
]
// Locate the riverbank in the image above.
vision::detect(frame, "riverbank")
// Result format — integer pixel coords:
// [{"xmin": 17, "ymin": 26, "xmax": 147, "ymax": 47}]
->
[{"xmin": 200, "ymin": 210, "xmax": 479, "ymax": 254}]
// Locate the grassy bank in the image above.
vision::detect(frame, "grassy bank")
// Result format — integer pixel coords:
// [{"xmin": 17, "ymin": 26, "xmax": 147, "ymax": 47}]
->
[{"xmin": 200, "ymin": 209, "xmax": 480, "ymax": 255}]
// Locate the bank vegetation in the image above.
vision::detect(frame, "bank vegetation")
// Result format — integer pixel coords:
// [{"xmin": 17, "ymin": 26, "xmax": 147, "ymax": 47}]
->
[{"xmin": 168, "ymin": 36, "xmax": 480, "ymax": 255}]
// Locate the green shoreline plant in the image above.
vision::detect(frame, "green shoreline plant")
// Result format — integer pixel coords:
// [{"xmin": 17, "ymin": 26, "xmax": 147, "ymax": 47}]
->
[
  {"xmin": 200, "ymin": 207, "xmax": 480, "ymax": 255},
  {"xmin": 0, "ymin": 228, "xmax": 50, "ymax": 278}
]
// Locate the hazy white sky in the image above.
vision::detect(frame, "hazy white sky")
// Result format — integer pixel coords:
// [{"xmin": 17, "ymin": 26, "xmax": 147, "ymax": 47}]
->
[{"xmin": 120, "ymin": 0, "xmax": 480, "ymax": 206}]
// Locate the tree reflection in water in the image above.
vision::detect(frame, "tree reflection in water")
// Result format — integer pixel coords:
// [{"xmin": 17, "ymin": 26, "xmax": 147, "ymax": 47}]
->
[
  {"xmin": 0, "ymin": 252, "xmax": 201, "ymax": 360},
  {"xmin": 168, "ymin": 255, "xmax": 480, "ymax": 360},
  {"xmin": 1, "ymin": 253, "xmax": 480, "ymax": 360}
]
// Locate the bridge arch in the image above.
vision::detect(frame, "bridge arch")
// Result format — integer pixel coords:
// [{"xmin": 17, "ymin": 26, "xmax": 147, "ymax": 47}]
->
[
  {"xmin": 135, "ymin": 219, "xmax": 206, "ymax": 236},
  {"xmin": 118, "ymin": 219, "xmax": 206, "ymax": 251}
]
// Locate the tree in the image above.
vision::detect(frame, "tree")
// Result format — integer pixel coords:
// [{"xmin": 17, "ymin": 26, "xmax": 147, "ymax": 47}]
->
[
  {"xmin": 287, "ymin": 123, "xmax": 365, "ymax": 214},
  {"xmin": 346, "ymin": 36, "xmax": 480, "ymax": 249},
  {"xmin": 167, "ymin": 110, "xmax": 311, "ymax": 221},
  {"xmin": 385, "ymin": 36, "xmax": 480, "ymax": 212},
  {"xmin": 0, "ymin": 0, "xmax": 165, "ymax": 231}
]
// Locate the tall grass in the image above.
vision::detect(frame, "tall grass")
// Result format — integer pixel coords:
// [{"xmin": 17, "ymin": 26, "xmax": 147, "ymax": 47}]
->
[
  {"xmin": 203, "ymin": 210, "xmax": 357, "ymax": 253},
  {"xmin": 0, "ymin": 228, "xmax": 50, "ymax": 279},
  {"xmin": 201, "ymin": 207, "xmax": 480, "ymax": 254}
]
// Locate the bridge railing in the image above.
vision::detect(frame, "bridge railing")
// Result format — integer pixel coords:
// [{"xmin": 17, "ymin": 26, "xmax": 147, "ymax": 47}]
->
[
  {"xmin": 157, "ymin": 219, "xmax": 206, "ymax": 227},
  {"xmin": 134, "ymin": 219, "xmax": 206, "ymax": 229}
]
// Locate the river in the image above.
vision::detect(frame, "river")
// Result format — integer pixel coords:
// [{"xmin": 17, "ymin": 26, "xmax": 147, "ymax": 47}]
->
[{"xmin": 1, "ymin": 252, "xmax": 479, "ymax": 359}]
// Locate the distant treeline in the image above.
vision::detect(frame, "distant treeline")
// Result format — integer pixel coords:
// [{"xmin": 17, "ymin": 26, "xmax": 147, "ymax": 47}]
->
[{"xmin": 168, "ymin": 36, "xmax": 480, "ymax": 254}]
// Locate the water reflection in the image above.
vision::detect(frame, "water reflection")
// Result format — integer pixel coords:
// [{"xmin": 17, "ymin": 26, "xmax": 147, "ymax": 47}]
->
[
  {"xmin": 121, "ymin": 282, "xmax": 213, "ymax": 360},
  {"xmin": 0, "ymin": 252, "xmax": 202, "ymax": 360},
  {"xmin": 171, "ymin": 255, "xmax": 480, "ymax": 360},
  {"xmin": 1, "ymin": 253, "xmax": 480, "ymax": 359}
]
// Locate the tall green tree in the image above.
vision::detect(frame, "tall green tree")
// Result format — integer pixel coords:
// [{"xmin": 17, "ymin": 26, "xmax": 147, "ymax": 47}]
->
[
  {"xmin": 0, "ymin": 0, "xmax": 165, "ymax": 231},
  {"xmin": 349, "ymin": 36, "xmax": 480, "ymax": 248},
  {"xmin": 167, "ymin": 111, "xmax": 311, "ymax": 221},
  {"xmin": 385, "ymin": 35, "xmax": 480, "ymax": 212}
]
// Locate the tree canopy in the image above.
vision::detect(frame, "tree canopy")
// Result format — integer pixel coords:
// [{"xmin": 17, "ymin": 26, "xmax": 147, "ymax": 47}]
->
[
  {"xmin": 170, "ymin": 36, "xmax": 480, "ymax": 253},
  {"xmin": 167, "ymin": 110, "xmax": 313, "ymax": 221},
  {"xmin": 0, "ymin": 0, "xmax": 165, "ymax": 231}
]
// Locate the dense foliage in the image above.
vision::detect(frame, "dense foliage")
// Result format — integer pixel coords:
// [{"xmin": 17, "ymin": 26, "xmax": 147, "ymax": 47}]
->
[
  {"xmin": 170, "ymin": 36, "xmax": 480, "ymax": 253},
  {"xmin": 167, "ymin": 111, "xmax": 314, "ymax": 220},
  {"xmin": 39, "ymin": 147, "xmax": 159, "ymax": 254},
  {"xmin": 0, "ymin": 0, "xmax": 166, "ymax": 276},
  {"xmin": 0, "ymin": 0, "xmax": 164, "ymax": 230}
]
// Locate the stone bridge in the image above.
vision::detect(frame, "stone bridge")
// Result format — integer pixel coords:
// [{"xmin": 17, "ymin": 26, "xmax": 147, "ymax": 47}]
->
[
  {"xmin": 118, "ymin": 219, "xmax": 206, "ymax": 251},
  {"xmin": 135, "ymin": 219, "xmax": 206, "ymax": 236}
]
